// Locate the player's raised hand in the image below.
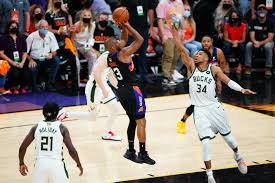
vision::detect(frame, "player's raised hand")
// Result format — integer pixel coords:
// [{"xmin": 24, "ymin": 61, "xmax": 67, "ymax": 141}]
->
[
  {"xmin": 241, "ymin": 89, "xmax": 256, "ymax": 95},
  {"xmin": 77, "ymin": 164, "xmax": 83, "ymax": 176},
  {"xmin": 19, "ymin": 164, "xmax": 28, "ymax": 176}
]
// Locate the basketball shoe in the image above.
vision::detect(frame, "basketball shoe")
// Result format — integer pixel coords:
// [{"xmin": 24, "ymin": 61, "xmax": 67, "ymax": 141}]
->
[
  {"xmin": 136, "ymin": 151, "xmax": 156, "ymax": 165},
  {"xmin": 102, "ymin": 131, "xmax": 122, "ymax": 141},
  {"xmin": 177, "ymin": 120, "xmax": 186, "ymax": 134},
  {"xmin": 234, "ymin": 155, "xmax": 248, "ymax": 174},
  {"xmin": 123, "ymin": 149, "xmax": 137, "ymax": 162}
]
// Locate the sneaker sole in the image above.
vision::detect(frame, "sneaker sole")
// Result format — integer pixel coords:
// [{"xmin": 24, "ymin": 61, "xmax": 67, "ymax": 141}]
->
[
  {"xmin": 102, "ymin": 137, "xmax": 122, "ymax": 141},
  {"xmin": 123, "ymin": 155, "xmax": 138, "ymax": 163}
]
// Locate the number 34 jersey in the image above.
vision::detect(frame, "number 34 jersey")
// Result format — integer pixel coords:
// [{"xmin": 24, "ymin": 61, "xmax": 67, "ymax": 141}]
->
[
  {"xmin": 189, "ymin": 64, "xmax": 218, "ymax": 107},
  {"xmin": 34, "ymin": 121, "xmax": 63, "ymax": 160},
  {"xmin": 107, "ymin": 52, "xmax": 139, "ymax": 86}
]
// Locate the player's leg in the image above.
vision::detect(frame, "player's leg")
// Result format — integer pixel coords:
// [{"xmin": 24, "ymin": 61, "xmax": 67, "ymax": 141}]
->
[
  {"xmin": 222, "ymin": 133, "xmax": 247, "ymax": 174},
  {"xmin": 202, "ymin": 138, "xmax": 216, "ymax": 183},
  {"xmin": 177, "ymin": 105, "xmax": 194, "ymax": 134},
  {"xmin": 123, "ymin": 114, "xmax": 138, "ymax": 162},
  {"xmin": 131, "ymin": 86, "xmax": 155, "ymax": 165},
  {"xmin": 214, "ymin": 103, "xmax": 247, "ymax": 174},
  {"xmin": 102, "ymin": 99, "xmax": 122, "ymax": 141},
  {"xmin": 32, "ymin": 160, "xmax": 50, "ymax": 183},
  {"xmin": 51, "ymin": 160, "xmax": 69, "ymax": 183}
]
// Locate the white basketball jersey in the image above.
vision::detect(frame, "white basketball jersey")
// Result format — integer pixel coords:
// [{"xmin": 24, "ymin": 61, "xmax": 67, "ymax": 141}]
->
[
  {"xmin": 34, "ymin": 121, "xmax": 63, "ymax": 160},
  {"xmin": 189, "ymin": 65, "xmax": 218, "ymax": 106}
]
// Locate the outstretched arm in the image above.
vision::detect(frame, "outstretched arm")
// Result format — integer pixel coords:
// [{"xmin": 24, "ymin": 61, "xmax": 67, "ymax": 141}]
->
[
  {"xmin": 18, "ymin": 125, "xmax": 37, "ymax": 176},
  {"xmin": 169, "ymin": 24, "xmax": 194, "ymax": 72},
  {"xmin": 61, "ymin": 124, "xmax": 83, "ymax": 176},
  {"xmin": 212, "ymin": 65, "xmax": 256, "ymax": 94},
  {"xmin": 119, "ymin": 22, "xmax": 144, "ymax": 61}
]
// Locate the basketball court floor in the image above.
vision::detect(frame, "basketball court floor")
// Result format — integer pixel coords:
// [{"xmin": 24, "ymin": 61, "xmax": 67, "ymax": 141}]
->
[{"xmin": 0, "ymin": 73, "xmax": 274, "ymax": 183}]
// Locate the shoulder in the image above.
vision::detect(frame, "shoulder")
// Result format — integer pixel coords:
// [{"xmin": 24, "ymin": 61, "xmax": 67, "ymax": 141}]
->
[
  {"xmin": 210, "ymin": 64, "xmax": 222, "ymax": 76},
  {"xmin": 59, "ymin": 123, "xmax": 68, "ymax": 136},
  {"xmin": 31, "ymin": 124, "xmax": 38, "ymax": 133},
  {"xmin": 27, "ymin": 31, "xmax": 37, "ymax": 39}
]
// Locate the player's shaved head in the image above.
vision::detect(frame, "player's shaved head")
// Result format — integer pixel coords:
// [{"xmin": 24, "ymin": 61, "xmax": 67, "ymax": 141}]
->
[{"xmin": 105, "ymin": 37, "xmax": 119, "ymax": 53}]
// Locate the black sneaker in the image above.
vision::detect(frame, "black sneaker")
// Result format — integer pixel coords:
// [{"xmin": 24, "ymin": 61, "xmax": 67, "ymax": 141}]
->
[
  {"xmin": 136, "ymin": 151, "xmax": 156, "ymax": 165},
  {"xmin": 123, "ymin": 149, "xmax": 137, "ymax": 162}
]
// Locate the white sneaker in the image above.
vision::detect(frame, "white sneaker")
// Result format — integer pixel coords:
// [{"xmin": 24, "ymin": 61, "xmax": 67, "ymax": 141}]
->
[
  {"xmin": 208, "ymin": 176, "xmax": 216, "ymax": 183},
  {"xmin": 173, "ymin": 70, "xmax": 184, "ymax": 80},
  {"xmin": 102, "ymin": 131, "xmax": 122, "ymax": 141},
  {"xmin": 234, "ymin": 156, "xmax": 248, "ymax": 174},
  {"xmin": 57, "ymin": 108, "xmax": 69, "ymax": 121}
]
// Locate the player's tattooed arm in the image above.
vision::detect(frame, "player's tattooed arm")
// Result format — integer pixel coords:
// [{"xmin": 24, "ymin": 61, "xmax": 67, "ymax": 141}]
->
[{"xmin": 60, "ymin": 124, "xmax": 83, "ymax": 176}]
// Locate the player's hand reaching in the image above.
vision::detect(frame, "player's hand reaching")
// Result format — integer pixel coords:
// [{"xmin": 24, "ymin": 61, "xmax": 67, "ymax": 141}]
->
[
  {"xmin": 19, "ymin": 164, "xmax": 28, "ymax": 176},
  {"xmin": 241, "ymin": 89, "xmax": 256, "ymax": 95},
  {"xmin": 77, "ymin": 164, "xmax": 83, "ymax": 176}
]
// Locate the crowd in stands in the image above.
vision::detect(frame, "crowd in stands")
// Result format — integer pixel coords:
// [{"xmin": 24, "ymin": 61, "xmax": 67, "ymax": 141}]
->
[{"xmin": 0, "ymin": 0, "xmax": 274, "ymax": 95}]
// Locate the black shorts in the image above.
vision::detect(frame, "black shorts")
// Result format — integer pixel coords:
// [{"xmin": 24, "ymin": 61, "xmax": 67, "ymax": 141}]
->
[{"xmin": 114, "ymin": 85, "xmax": 146, "ymax": 119}]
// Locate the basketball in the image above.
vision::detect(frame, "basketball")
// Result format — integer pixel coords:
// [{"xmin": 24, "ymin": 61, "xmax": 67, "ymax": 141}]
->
[{"xmin": 112, "ymin": 7, "xmax": 129, "ymax": 25}]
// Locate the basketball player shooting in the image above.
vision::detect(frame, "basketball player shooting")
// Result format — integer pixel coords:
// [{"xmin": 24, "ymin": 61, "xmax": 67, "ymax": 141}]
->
[
  {"xmin": 169, "ymin": 23, "xmax": 256, "ymax": 183},
  {"xmin": 93, "ymin": 9, "xmax": 155, "ymax": 165},
  {"xmin": 18, "ymin": 102, "xmax": 83, "ymax": 182}
]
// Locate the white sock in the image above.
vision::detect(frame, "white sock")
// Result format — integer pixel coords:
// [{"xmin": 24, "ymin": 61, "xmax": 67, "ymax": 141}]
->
[{"xmin": 206, "ymin": 169, "xmax": 213, "ymax": 177}]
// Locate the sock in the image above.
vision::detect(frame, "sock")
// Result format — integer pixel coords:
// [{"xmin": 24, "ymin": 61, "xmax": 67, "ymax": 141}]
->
[
  {"xmin": 206, "ymin": 169, "xmax": 213, "ymax": 177},
  {"xmin": 139, "ymin": 142, "xmax": 146, "ymax": 153},
  {"xmin": 129, "ymin": 141, "xmax": 134, "ymax": 152},
  {"xmin": 181, "ymin": 114, "xmax": 189, "ymax": 122}
]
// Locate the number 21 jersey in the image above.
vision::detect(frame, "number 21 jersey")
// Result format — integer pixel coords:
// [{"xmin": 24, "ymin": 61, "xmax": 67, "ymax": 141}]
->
[
  {"xmin": 189, "ymin": 65, "xmax": 218, "ymax": 106},
  {"xmin": 34, "ymin": 121, "xmax": 63, "ymax": 160}
]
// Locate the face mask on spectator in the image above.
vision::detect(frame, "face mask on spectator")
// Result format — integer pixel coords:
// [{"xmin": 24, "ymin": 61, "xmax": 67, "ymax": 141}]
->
[
  {"xmin": 34, "ymin": 13, "xmax": 43, "ymax": 21},
  {"xmin": 222, "ymin": 4, "xmax": 231, "ymax": 9},
  {"xmin": 258, "ymin": 12, "xmax": 266, "ymax": 18},
  {"xmin": 10, "ymin": 27, "xmax": 19, "ymax": 34},
  {"xmin": 230, "ymin": 17, "xmax": 239, "ymax": 23},
  {"xmin": 184, "ymin": 11, "xmax": 191, "ymax": 18},
  {"xmin": 54, "ymin": 2, "xmax": 62, "ymax": 9},
  {"xmin": 39, "ymin": 28, "xmax": 48, "ymax": 37},
  {"xmin": 83, "ymin": 18, "xmax": 91, "ymax": 24},
  {"xmin": 99, "ymin": 20, "xmax": 108, "ymax": 28}
]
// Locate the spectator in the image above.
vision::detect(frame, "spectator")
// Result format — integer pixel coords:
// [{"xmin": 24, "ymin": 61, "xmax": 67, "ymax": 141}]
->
[
  {"xmin": 0, "ymin": 0, "xmax": 30, "ymax": 34},
  {"xmin": 182, "ymin": 4, "xmax": 202, "ymax": 56},
  {"xmin": 223, "ymin": 9, "xmax": 246, "ymax": 74},
  {"xmin": 93, "ymin": 12, "xmax": 115, "ymax": 55},
  {"xmin": 0, "ymin": 21, "xmax": 31, "ymax": 94},
  {"xmin": 91, "ymin": 0, "xmax": 112, "ymax": 15},
  {"xmin": 251, "ymin": 0, "xmax": 275, "ymax": 21},
  {"xmin": 72, "ymin": 9, "xmax": 97, "ymax": 75},
  {"xmin": 27, "ymin": 20, "xmax": 60, "ymax": 92},
  {"xmin": 239, "ymin": 0, "xmax": 251, "ymax": 18},
  {"xmin": 213, "ymin": 0, "xmax": 235, "ymax": 45},
  {"xmin": 193, "ymin": 0, "xmax": 220, "ymax": 41},
  {"xmin": 0, "ymin": 61, "xmax": 11, "ymax": 95},
  {"xmin": 29, "ymin": 0, "xmax": 47, "ymax": 10},
  {"xmin": 29, "ymin": 4, "xmax": 45, "ymax": 34},
  {"xmin": 65, "ymin": 0, "xmax": 94, "ymax": 21},
  {"xmin": 46, "ymin": 0, "xmax": 79, "ymax": 93},
  {"xmin": 156, "ymin": 0, "xmax": 185, "ymax": 85},
  {"xmin": 121, "ymin": 0, "xmax": 155, "ymax": 84},
  {"xmin": 244, "ymin": 4, "xmax": 274, "ymax": 76}
]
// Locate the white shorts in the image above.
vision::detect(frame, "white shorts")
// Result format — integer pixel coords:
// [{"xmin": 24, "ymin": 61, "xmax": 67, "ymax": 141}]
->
[
  {"xmin": 193, "ymin": 102, "xmax": 231, "ymax": 141},
  {"xmin": 85, "ymin": 79, "xmax": 117, "ymax": 106},
  {"xmin": 32, "ymin": 158, "xmax": 69, "ymax": 183}
]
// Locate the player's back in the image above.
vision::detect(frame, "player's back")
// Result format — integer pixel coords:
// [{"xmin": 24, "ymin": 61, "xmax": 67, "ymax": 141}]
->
[
  {"xmin": 34, "ymin": 121, "xmax": 63, "ymax": 160},
  {"xmin": 189, "ymin": 64, "xmax": 218, "ymax": 106}
]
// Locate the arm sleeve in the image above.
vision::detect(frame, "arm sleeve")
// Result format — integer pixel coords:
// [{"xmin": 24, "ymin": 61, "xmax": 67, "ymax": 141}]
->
[{"xmin": 227, "ymin": 80, "xmax": 243, "ymax": 92}]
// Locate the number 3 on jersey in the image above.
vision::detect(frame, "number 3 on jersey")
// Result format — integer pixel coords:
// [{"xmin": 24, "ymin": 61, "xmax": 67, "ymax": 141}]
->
[
  {"xmin": 113, "ymin": 67, "xmax": 123, "ymax": 80},
  {"xmin": 197, "ymin": 84, "xmax": 207, "ymax": 93}
]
